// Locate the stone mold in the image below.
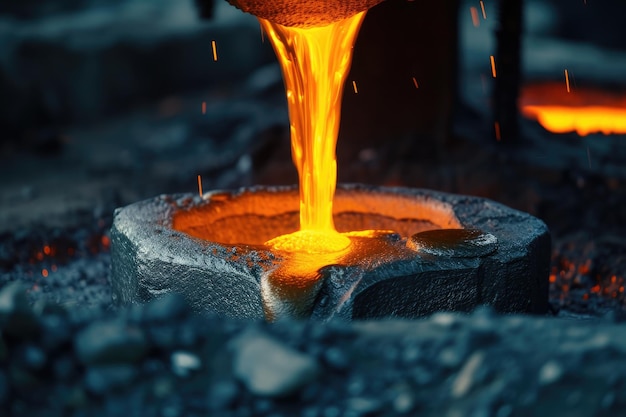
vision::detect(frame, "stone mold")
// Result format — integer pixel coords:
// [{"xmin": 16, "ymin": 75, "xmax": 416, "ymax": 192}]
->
[{"xmin": 110, "ymin": 184, "xmax": 550, "ymax": 320}]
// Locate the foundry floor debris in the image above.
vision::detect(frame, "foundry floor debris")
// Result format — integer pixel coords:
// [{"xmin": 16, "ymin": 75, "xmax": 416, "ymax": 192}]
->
[{"xmin": 1, "ymin": 287, "xmax": 626, "ymax": 416}]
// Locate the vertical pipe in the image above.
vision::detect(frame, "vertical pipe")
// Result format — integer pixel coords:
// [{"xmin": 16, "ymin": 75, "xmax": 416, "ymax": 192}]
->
[
  {"xmin": 194, "ymin": 0, "xmax": 215, "ymax": 20},
  {"xmin": 494, "ymin": 0, "xmax": 523, "ymax": 143}
]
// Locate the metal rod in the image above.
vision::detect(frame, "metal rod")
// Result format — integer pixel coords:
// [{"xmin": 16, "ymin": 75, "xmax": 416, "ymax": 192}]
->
[{"xmin": 494, "ymin": 0, "xmax": 523, "ymax": 144}]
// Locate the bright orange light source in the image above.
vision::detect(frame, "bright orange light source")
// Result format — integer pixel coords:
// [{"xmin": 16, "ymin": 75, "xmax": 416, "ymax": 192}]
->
[
  {"xmin": 520, "ymin": 83, "xmax": 626, "ymax": 136},
  {"xmin": 522, "ymin": 106, "xmax": 626, "ymax": 136},
  {"xmin": 259, "ymin": 12, "xmax": 365, "ymax": 254}
]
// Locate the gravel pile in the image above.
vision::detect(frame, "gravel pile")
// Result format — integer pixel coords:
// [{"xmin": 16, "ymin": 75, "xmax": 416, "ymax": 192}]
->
[{"xmin": 1, "ymin": 283, "xmax": 625, "ymax": 417}]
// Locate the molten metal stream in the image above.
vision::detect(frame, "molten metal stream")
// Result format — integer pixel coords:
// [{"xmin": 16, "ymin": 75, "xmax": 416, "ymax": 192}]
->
[{"xmin": 260, "ymin": 13, "xmax": 366, "ymax": 254}]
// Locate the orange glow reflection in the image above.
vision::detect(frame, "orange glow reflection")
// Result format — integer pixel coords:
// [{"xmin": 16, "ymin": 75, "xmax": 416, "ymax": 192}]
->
[{"xmin": 521, "ymin": 83, "xmax": 626, "ymax": 136}]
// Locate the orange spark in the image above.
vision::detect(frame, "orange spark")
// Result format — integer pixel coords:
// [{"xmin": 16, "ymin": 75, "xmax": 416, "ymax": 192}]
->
[
  {"xmin": 470, "ymin": 7, "xmax": 480, "ymax": 27},
  {"xmin": 101, "ymin": 235, "xmax": 110, "ymax": 248},
  {"xmin": 202, "ymin": 101, "xmax": 207, "ymax": 115},
  {"xmin": 412, "ymin": 77, "xmax": 419, "ymax": 89},
  {"xmin": 494, "ymin": 121, "xmax": 501, "ymax": 141},
  {"xmin": 564, "ymin": 69, "xmax": 570, "ymax": 93},
  {"xmin": 480, "ymin": 1, "xmax": 487, "ymax": 19},
  {"xmin": 36, "ymin": 252, "xmax": 44, "ymax": 261},
  {"xmin": 211, "ymin": 40, "xmax": 218, "ymax": 61},
  {"xmin": 42, "ymin": 269, "xmax": 49, "ymax": 278},
  {"xmin": 490, "ymin": 55, "xmax": 496, "ymax": 78},
  {"xmin": 197, "ymin": 175, "xmax": 203, "ymax": 197},
  {"xmin": 43, "ymin": 245, "xmax": 51, "ymax": 256},
  {"xmin": 352, "ymin": 80, "xmax": 358, "ymax": 94}
]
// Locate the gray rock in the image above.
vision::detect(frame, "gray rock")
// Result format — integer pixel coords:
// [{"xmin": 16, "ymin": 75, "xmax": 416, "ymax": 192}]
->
[
  {"xmin": 451, "ymin": 351, "xmax": 486, "ymax": 398},
  {"xmin": 323, "ymin": 347, "xmax": 350, "ymax": 370},
  {"xmin": 148, "ymin": 326, "xmax": 178, "ymax": 350},
  {"xmin": 0, "ymin": 282, "xmax": 29, "ymax": 314},
  {"xmin": 391, "ymin": 389, "xmax": 415, "ymax": 414},
  {"xmin": 208, "ymin": 380, "xmax": 239, "ymax": 410},
  {"xmin": 85, "ymin": 364, "xmax": 138, "ymax": 395},
  {"xmin": 20, "ymin": 345, "xmax": 46, "ymax": 371},
  {"xmin": 110, "ymin": 185, "xmax": 550, "ymax": 320},
  {"xmin": 345, "ymin": 397, "xmax": 382, "ymax": 415},
  {"xmin": 40, "ymin": 314, "xmax": 72, "ymax": 351},
  {"xmin": 143, "ymin": 293, "xmax": 190, "ymax": 322},
  {"xmin": 74, "ymin": 320, "xmax": 148, "ymax": 365},
  {"xmin": 0, "ymin": 282, "xmax": 40, "ymax": 339},
  {"xmin": 538, "ymin": 360, "xmax": 563, "ymax": 386},
  {"xmin": 170, "ymin": 351, "xmax": 202, "ymax": 377},
  {"xmin": 232, "ymin": 330, "xmax": 320, "ymax": 397},
  {"xmin": 407, "ymin": 229, "xmax": 497, "ymax": 258}
]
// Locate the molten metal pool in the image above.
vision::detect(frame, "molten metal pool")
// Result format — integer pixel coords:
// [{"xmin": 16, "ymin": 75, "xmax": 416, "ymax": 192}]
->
[{"xmin": 110, "ymin": 184, "xmax": 550, "ymax": 321}]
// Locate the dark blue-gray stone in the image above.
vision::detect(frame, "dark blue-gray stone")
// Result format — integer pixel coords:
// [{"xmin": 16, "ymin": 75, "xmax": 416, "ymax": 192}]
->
[
  {"xmin": 232, "ymin": 330, "xmax": 320, "ymax": 397},
  {"xmin": 110, "ymin": 185, "xmax": 550, "ymax": 320},
  {"xmin": 85, "ymin": 365, "xmax": 138, "ymax": 395},
  {"xmin": 0, "ymin": 282, "xmax": 40, "ymax": 339},
  {"xmin": 74, "ymin": 320, "xmax": 148, "ymax": 365}
]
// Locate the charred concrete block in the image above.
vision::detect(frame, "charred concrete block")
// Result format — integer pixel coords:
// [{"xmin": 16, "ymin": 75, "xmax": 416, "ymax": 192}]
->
[{"xmin": 110, "ymin": 185, "xmax": 550, "ymax": 320}]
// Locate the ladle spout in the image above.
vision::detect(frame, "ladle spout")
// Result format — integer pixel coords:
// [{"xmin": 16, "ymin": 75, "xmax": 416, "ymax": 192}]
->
[{"xmin": 225, "ymin": 0, "xmax": 385, "ymax": 27}]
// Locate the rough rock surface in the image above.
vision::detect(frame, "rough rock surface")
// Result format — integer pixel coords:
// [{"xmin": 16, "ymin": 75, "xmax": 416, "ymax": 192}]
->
[
  {"xmin": 232, "ymin": 330, "xmax": 320, "ymax": 397},
  {"xmin": 110, "ymin": 185, "xmax": 550, "ymax": 320},
  {"xmin": 1, "ymin": 285, "xmax": 625, "ymax": 417}
]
